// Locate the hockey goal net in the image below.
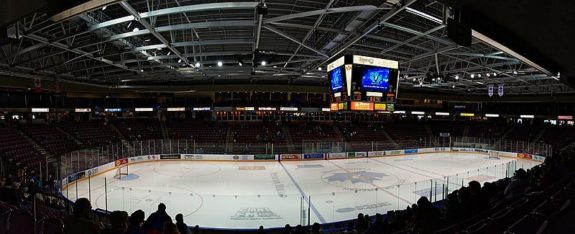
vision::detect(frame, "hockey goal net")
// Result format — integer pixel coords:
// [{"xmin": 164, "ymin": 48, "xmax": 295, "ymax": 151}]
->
[
  {"xmin": 114, "ymin": 164, "xmax": 129, "ymax": 179},
  {"xmin": 487, "ymin": 151, "xmax": 500, "ymax": 159}
]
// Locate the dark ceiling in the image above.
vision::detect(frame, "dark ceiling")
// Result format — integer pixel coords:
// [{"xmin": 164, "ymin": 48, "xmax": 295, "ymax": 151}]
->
[{"xmin": 0, "ymin": 0, "xmax": 573, "ymax": 95}]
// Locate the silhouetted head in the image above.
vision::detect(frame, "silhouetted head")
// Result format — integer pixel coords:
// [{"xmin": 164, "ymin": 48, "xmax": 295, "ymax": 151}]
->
[
  {"xmin": 175, "ymin": 213, "xmax": 184, "ymax": 223},
  {"xmin": 158, "ymin": 203, "xmax": 166, "ymax": 212},
  {"xmin": 73, "ymin": 198, "xmax": 92, "ymax": 217}
]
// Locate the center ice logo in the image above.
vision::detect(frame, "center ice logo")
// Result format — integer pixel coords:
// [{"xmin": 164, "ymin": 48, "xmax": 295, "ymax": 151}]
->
[{"xmin": 325, "ymin": 170, "xmax": 386, "ymax": 184}]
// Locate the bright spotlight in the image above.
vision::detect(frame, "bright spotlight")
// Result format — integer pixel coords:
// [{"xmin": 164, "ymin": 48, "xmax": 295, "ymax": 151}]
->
[
  {"xmin": 455, "ymin": 75, "xmax": 459, "ymax": 80},
  {"xmin": 132, "ymin": 27, "xmax": 139, "ymax": 32},
  {"xmin": 477, "ymin": 74, "xmax": 482, "ymax": 78},
  {"xmin": 238, "ymin": 62, "xmax": 243, "ymax": 66},
  {"xmin": 513, "ymin": 70, "xmax": 518, "ymax": 75},
  {"xmin": 178, "ymin": 59, "xmax": 182, "ymax": 63},
  {"xmin": 470, "ymin": 74, "xmax": 475, "ymax": 78},
  {"xmin": 318, "ymin": 67, "xmax": 323, "ymax": 71},
  {"xmin": 195, "ymin": 62, "xmax": 201, "ymax": 67},
  {"xmin": 261, "ymin": 61, "xmax": 267, "ymax": 66},
  {"xmin": 217, "ymin": 61, "xmax": 223, "ymax": 67},
  {"xmin": 102, "ymin": 6, "xmax": 107, "ymax": 10},
  {"xmin": 486, "ymin": 73, "xmax": 490, "ymax": 77}
]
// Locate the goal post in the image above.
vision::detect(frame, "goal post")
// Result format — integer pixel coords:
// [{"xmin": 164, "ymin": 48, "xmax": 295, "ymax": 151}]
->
[
  {"xmin": 114, "ymin": 158, "xmax": 129, "ymax": 179},
  {"xmin": 488, "ymin": 150, "xmax": 500, "ymax": 159},
  {"xmin": 114, "ymin": 164, "xmax": 129, "ymax": 179}
]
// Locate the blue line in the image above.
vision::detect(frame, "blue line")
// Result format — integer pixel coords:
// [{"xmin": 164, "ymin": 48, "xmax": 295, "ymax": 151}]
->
[{"xmin": 278, "ymin": 162, "xmax": 327, "ymax": 224}]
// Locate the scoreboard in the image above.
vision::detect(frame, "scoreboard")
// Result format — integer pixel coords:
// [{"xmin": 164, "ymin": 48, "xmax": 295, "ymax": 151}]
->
[{"xmin": 327, "ymin": 55, "xmax": 399, "ymax": 112}]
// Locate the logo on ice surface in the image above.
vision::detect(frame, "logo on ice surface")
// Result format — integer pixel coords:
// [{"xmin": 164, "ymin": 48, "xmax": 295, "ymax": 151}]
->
[
  {"xmin": 230, "ymin": 208, "xmax": 282, "ymax": 221},
  {"xmin": 324, "ymin": 170, "xmax": 387, "ymax": 184}
]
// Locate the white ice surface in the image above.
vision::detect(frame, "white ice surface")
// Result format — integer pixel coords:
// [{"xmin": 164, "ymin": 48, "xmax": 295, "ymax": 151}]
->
[{"xmin": 63, "ymin": 153, "xmax": 539, "ymax": 229}]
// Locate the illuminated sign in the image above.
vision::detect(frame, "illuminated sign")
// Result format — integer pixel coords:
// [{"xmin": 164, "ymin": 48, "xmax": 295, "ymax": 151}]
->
[
  {"xmin": 236, "ymin": 107, "xmax": 255, "ymax": 111},
  {"xmin": 374, "ymin": 103, "xmax": 387, "ymax": 111},
  {"xmin": 460, "ymin": 113, "xmax": 475, "ymax": 117},
  {"xmin": 333, "ymin": 92, "xmax": 341, "ymax": 97},
  {"xmin": 167, "ymin": 107, "xmax": 185, "ymax": 112},
  {"xmin": 558, "ymin": 115, "xmax": 573, "ymax": 120},
  {"xmin": 321, "ymin": 108, "xmax": 331, "ymax": 112},
  {"xmin": 366, "ymin": 91, "xmax": 383, "ymax": 97},
  {"xmin": 435, "ymin": 112, "xmax": 450, "ymax": 116},
  {"xmin": 31, "ymin": 108, "xmax": 49, "ymax": 113},
  {"xmin": 135, "ymin": 108, "xmax": 153, "ymax": 112},
  {"xmin": 192, "ymin": 107, "xmax": 211, "ymax": 111},
  {"xmin": 520, "ymin": 115, "xmax": 535, "ymax": 119},
  {"xmin": 411, "ymin": 111, "xmax": 425, "ymax": 115},
  {"xmin": 258, "ymin": 107, "xmax": 276, "ymax": 111},
  {"xmin": 330, "ymin": 103, "xmax": 338, "ymax": 111},
  {"xmin": 104, "ymin": 108, "xmax": 122, "ymax": 112},
  {"xmin": 353, "ymin": 55, "xmax": 399, "ymax": 69},
  {"xmin": 280, "ymin": 107, "xmax": 298, "ymax": 111},
  {"xmin": 327, "ymin": 56, "xmax": 345, "ymax": 71},
  {"xmin": 350, "ymin": 101, "xmax": 373, "ymax": 111},
  {"xmin": 338, "ymin": 102, "xmax": 345, "ymax": 110},
  {"xmin": 393, "ymin": 110, "xmax": 406, "ymax": 114},
  {"xmin": 75, "ymin": 108, "xmax": 91, "ymax": 113},
  {"xmin": 485, "ymin": 114, "xmax": 500, "ymax": 118}
]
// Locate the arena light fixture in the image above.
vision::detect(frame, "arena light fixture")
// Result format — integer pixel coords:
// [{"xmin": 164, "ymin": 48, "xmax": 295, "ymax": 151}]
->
[
  {"xmin": 486, "ymin": 73, "xmax": 490, "ymax": 77},
  {"xmin": 411, "ymin": 111, "xmax": 425, "ymax": 115},
  {"xmin": 455, "ymin": 75, "xmax": 459, "ymax": 80},
  {"xmin": 318, "ymin": 67, "xmax": 323, "ymax": 71},
  {"xmin": 178, "ymin": 59, "xmax": 182, "ymax": 63},
  {"xmin": 261, "ymin": 61, "xmax": 267, "ymax": 66},
  {"xmin": 470, "ymin": 74, "xmax": 475, "ymax": 78},
  {"xmin": 195, "ymin": 62, "xmax": 201, "ymax": 67},
  {"xmin": 217, "ymin": 61, "xmax": 223, "ymax": 67},
  {"xmin": 405, "ymin": 7, "xmax": 443, "ymax": 24},
  {"xmin": 132, "ymin": 27, "xmax": 139, "ymax": 32},
  {"xmin": 520, "ymin": 115, "xmax": 535, "ymax": 119},
  {"xmin": 102, "ymin": 5, "xmax": 107, "ymax": 10},
  {"xmin": 477, "ymin": 74, "xmax": 482, "ymax": 78},
  {"xmin": 513, "ymin": 70, "xmax": 518, "ymax": 75},
  {"xmin": 435, "ymin": 112, "xmax": 450, "ymax": 116},
  {"xmin": 238, "ymin": 62, "xmax": 243, "ymax": 66}
]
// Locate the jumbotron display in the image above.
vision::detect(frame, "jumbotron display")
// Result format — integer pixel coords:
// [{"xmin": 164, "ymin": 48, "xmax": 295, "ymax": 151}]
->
[{"xmin": 327, "ymin": 55, "xmax": 399, "ymax": 111}]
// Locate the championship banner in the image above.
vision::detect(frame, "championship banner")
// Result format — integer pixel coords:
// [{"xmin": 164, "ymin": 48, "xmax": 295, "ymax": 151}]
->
[
  {"xmin": 115, "ymin": 158, "xmax": 128, "ymax": 166},
  {"xmin": 34, "ymin": 77, "xmax": 42, "ymax": 92},
  {"xmin": 488, "ymin": 84, "xmax": 494, "ymax": 97},
  {"xmin": 498, "ymin": 84, "xmax": 504, "ymax": 97}
]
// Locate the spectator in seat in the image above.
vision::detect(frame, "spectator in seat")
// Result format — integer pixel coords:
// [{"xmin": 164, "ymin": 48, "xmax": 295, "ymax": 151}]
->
[
  {"xmin": 103, "ymin": 210, "xmax": 129, "ymax": 234},
  {"xmin": 504, "ymin": 168, "xmax": 528, "ymax": 200},
  {"xmin": 63, "ymin": 198, "xmax": 101, "ymax": 234},
  {"xmin": 127, "ymin": 210, "xmax": 145, "ymax": 234},
  {"xmin": 163, "ymin": 222, "xmax": 180, "ymax": 234},
  {"xmin": 175, "ymin": 214, "xmax": 189, "ymax": 234},
  {"xmin": 144, "ymin": 203, "xmax": 172, "ymax": 234},
  {"xmin": 311, "ymin": 222, "xmax": 320, "ymax": 234},
  {"xmin": 411, "ymin": 196, "xmax": 440, "ymax": 234}
]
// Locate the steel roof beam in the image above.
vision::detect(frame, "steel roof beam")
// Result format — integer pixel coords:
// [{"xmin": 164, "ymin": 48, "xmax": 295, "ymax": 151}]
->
[
  {"xmin": 263, "ymin": 25, "xmax": 328, "ymax": 58},
  {"xmin": 308, "ymin": 0, "xmax": 418, "ymax": 72},
  {"xmin": 380, "ymin": 25, "xmax": 446, "ymax": 54},
  {"xmin": 281, "ymin": 0, "xmax": 335, "ymax": 68},
  {"xmin": 382, "ymin": 23, "xmax": 452, "ymax": 45},
  {"xmin": 89, "ymin": 2, "xmax": 258, "ymax": 31},
  {"xmin": 120, "ymin": 1, "xmax": 192, "ymax": 67},
  {"xmin": 264, "ymin": 5, "xmax": 380, "ymax": 23}
]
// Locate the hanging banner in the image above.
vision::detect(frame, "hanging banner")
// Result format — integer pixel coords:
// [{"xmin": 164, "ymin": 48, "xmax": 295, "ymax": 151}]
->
[
  {"xmin": 498, "ymin": 84, "xmax": 504, "ymax": 97},
  {"xmin": 34, "ymin": 77, "xmax": 42, "ymax": 92},
  {"xmin": 488, "ymin": 84, "xmax": 494, "ymax": 97}
]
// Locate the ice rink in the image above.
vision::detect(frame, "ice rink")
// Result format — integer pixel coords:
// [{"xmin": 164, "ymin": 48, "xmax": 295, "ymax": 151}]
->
[{"xmin": 62, "ymin": 153, "xmax": 540, "ymax": 229}]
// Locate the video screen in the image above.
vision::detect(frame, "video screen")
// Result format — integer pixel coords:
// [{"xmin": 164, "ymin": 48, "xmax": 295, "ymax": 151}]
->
[
  {"xmin": 329, "ymin": 66, "xmax": 344, "ymax": 92},
  {"xmin": 361, "ymin": 67, "xmax": 390, "ymax": 92}
]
